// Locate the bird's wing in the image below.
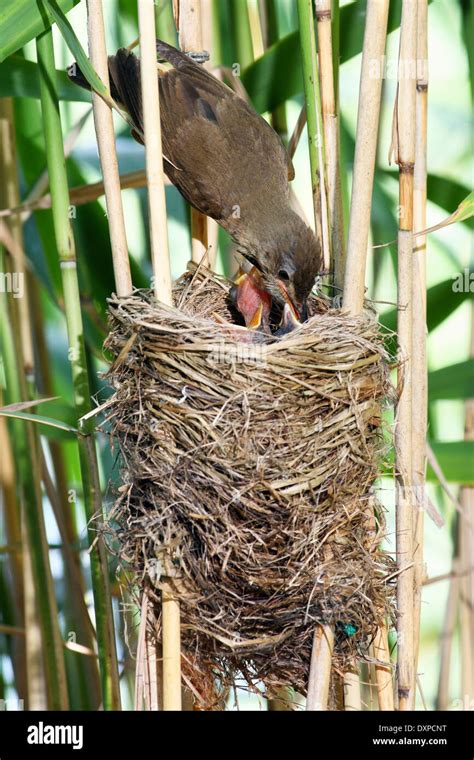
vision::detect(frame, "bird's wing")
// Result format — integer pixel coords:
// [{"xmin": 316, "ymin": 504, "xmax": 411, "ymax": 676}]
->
[
  {"xmin": 69, "ymin": 41, "xmax": 291, "ymax": 244},
  {"xmin": 155, "ymin": 41, "xmax": 291, "ymax": 240}
]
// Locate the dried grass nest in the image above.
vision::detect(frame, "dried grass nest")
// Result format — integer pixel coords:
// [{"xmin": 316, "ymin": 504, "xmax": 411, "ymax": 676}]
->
[{"xmin": 104, "ymin": 264, "xmax": 396, "ymax": 707}]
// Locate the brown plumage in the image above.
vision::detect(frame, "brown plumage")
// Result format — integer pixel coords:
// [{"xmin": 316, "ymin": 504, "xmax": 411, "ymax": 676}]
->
[{"xmin": 70, "ymin": 40, "xmax": 321, "ymax": 326}]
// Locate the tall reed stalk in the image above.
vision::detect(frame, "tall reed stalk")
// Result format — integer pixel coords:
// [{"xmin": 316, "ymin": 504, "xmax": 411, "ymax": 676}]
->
[
  {"xmin": 36, "ymin": 24, "xmax": 121, "ymax": 710},
  {"xmin": 297, "ymin": 0, "xmax": 333, "ymax": 709},
  {"xmin": 394, "ymin": 0, "xmax": 418, "ymax": 711},
  {"xmin": 0, "ymin": 101, "xmax": 68, "ymax": 710},
  {"xmin": 176, "ymin": 0, "xmax": 209, "ymax": 265},
  {"xmin": 297, "ymin": 0, "xmax": 328, "ymax": 269},
  {"xmin": 138, "ymin": 0, "xmax": 181, "ymax": 711},
  {"xmin": 306, "ymin": 624, "xmax": 334, "ymax": 710},
  {"xmin": 86, "ymin": 0, "xmax": 132, "ymax": 297},
  {"xmin": 315, "ymin": 0, "xmax": 345, "ymax": 287},
  {"xmin": 460, "ymin": 305, "xmax": 474, "ymax": 703},
  {"xmin": 412, "ymin": 0, "xmax": 428, "ymax": 688},
  {"xmin": 342, "ymin": 0, "xmax": 389, "ymax": 314},
  {"xmin": 339, "ymin": 0, "xmax": 391, "ymax": 711}
]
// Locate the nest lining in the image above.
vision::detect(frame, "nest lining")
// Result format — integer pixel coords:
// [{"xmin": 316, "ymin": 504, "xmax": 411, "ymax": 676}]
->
[{"xmin": 104, "ymin": 265, "xmax": 396, "ymax": 707}]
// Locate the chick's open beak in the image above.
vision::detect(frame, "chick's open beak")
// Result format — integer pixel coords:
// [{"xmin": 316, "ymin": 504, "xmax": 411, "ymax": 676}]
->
[
  {"xmin": 275, "ymin": 280, "xmax": 302, "ymax": 334},
  {"xmin": 275, "ymin": 302, "xmax": 301, "ymax": 335}
]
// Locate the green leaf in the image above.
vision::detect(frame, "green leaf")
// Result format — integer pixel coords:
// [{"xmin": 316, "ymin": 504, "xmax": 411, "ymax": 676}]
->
[
  {"xmin": 0, "ymin": 55, "xmax": 91, "ymax": 102},
  {"xmin": 451, "ymin": 191, "xmax": 474, "ymax": 224},
  {"xmin": 428, "ymin": 441, "xmax": 474, "ymax": 485},
  {"xmin": 0, "ymin": 408, "xmax": 77, "ymax": 433},
  {"xmin": 410, "ymin": 190, "xmax": 474, "ymax": 238},
  {"xmin": 40, "ymin": 0, "xmax": 112, "ymax": 105},
  {"xmin": 0, "ymin": 0, "xmax": 80, "ymax": 62},
  {"xmin": 428, "ymin": 359, "xmax": 474, "ymax": 401},
  {"xmin": 381, "ymin": 169, "xmax": 474, "ymax": 230},
  {"xmin": 380, "ymin": 274, "xmax": 474, "ymax": 334}
]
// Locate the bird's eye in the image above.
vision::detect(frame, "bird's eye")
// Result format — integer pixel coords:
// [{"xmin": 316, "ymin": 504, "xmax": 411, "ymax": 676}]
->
[{"xmin": 278, "ymin": 269, "xmax": 290, "ymax": 281}]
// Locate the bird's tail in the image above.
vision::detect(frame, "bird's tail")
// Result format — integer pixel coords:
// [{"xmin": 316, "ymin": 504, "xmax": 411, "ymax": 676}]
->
[{"xmin": 68, "ymin": 47, "xmax": 144, "ymax": 142}]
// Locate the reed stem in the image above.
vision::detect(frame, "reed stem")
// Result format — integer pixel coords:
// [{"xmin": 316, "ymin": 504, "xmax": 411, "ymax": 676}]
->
[
  {"xmin": 87, "ymin": 0, "xmax": 132, "ymax": 297},
  {"xmin": 306, "ymin": 623, "xmax": 334, "ymax": 710},
  {"xmin": 162, "ymin": 585, "xmax": 182, "ymax": 710},
  {"xmin": 315, "ymin": 0, "xmax": 345, "ymax": 287},
  {"xmin": 36, "ymin": 25, "xmax": 121, "ymax": 710},
  {"xmin": 297, "ymin": 0, "xmax": 328, "ymax": 268},
  {"xmin": 342, "ymin": 0, "xmax": 389, "ymax": 314},
  {"xmin": 412, "ymin": 0, "xmax": 428, "ymax": 691},
  {"xmin": 138, "ymin": 0, "xmax": 172, "ymax": 304},
  {"xmin": 395, "ymin": 0, "xmax": 418, "ymax": 711},
  {"xmin": 176, "ymin": 0, "xmax": 209, "ymax": 265}
]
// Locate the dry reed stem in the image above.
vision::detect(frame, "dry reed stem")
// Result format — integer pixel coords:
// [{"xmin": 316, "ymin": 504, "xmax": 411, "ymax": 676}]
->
[
  {"xmin": 87, "ymin": 0, "xmax": 132, "ymax": 297},
  {"xmin": 0, "ymin": 412, "xmax": 27, "ymax": 700},
  {"xmin": 306, "ymin": 624, "xmax": 334, "ymax": 710},
  {"xmin": 175, "ymin": 0, "xmax": 209, "ymax": 265},
  {"xmin": 373, "ymin": 625, "xmax": 394, "ymax": 710},
  {"xmin": 162, "ymin": 585, "xmax": 183, "ymax": 710},
  {"xmin": 22, "ymin": 519, "xmax": 48, "ymax": 709},
  {"xmin": 201, "ymin": 0, "xmax": 218, "ymax": 271},
  {"xmin": 436, "ymin": 559, "xmax": 460, "ymax": 710},
  {"xmin": 138, "ymin": 0, "xmax": 173, "ymax": 305},
  {"xmin": 342, "ymin": 0, "xmax": 390, "ymax": 314},
  {"xmin": 343, "ymin": 670, "xmax": 362, "ymax": 711},
  {"xmin": 315, "ymin": 0, "xmax": 345, "ymax": 289},
  {"xmin": 0, "ymin": 99, "xmax": 34, "ymax": 373},
  {"xmin": 338, "ymin": 1, "xmax": 391, "ymax": 709},
  {"xmin": 412, "ymin": 0, "xmax": 428, "ymax": 689},
  {"xmin": 460, "ymin": 305, "xmax": 474, "ymax": 702},
  {"xmin": 395, "ymin": 0, "xmax": 418, "ymax": 712},
  {"xmin": 137, "ymin": 0, "xmax": 177, "ymax": 709}
]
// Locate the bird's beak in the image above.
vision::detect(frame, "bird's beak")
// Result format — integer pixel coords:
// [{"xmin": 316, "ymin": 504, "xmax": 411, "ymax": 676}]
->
[
  {"xmin": 275, "ymin": 302, "xmax": 301, "ymax": 335},
  {"xmin": 276, "ymin": 280, "xmax": 301, "ymax": 334}
]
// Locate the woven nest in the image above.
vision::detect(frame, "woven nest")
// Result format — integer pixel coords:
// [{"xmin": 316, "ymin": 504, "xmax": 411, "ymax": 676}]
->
[{"xmin": 103, "ymin": 264, "xmax": 396, "ymax": 708}]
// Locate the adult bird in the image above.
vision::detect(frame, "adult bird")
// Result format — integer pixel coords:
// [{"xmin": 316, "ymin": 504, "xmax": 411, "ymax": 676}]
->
[{"xmin": 69, "ymin": 39, "xmax": 322, "ymax": 332}]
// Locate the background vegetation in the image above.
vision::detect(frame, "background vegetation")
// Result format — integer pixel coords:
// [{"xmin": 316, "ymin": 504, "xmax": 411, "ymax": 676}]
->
[{"xmin": 0, "ymin": 0, "xmax": 472, "ymax": 710}]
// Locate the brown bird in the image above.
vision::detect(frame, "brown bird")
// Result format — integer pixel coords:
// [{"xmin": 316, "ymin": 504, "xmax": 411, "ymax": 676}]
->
[{"xmin": 69, "ymin": 40, "xmax": 321, "ymax": 331}]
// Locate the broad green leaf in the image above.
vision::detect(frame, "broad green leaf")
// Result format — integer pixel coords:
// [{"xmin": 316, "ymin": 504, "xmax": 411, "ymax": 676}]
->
[
  {"xmin": 0, "ymin": 0, "xmax": 80, "ymax": 62},
  {"xmin": 429, "ymin": 359, "xmax": 474, "ymax": 401},
  {"xmin": 0, "ymin": 56, "xmax": 91, "ymax": 102},
  {"xmin": 380, "ymin": 274, "xmax": 474, "ymax": 334},
  {"xmin": 428, "ymin": 441, "xmax": 474, "ymax": 485}
]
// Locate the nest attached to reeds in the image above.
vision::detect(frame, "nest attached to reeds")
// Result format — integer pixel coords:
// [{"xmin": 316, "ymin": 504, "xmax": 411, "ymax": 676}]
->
[{"xmin": 104, "ymin": 264, "xmax": 396, "ymax": 708}]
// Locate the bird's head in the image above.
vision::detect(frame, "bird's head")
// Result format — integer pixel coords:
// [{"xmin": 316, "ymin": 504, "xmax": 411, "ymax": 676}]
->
[{"xmin": 260, "ymin": 219, "xmax": 322, "ymax": 328}]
